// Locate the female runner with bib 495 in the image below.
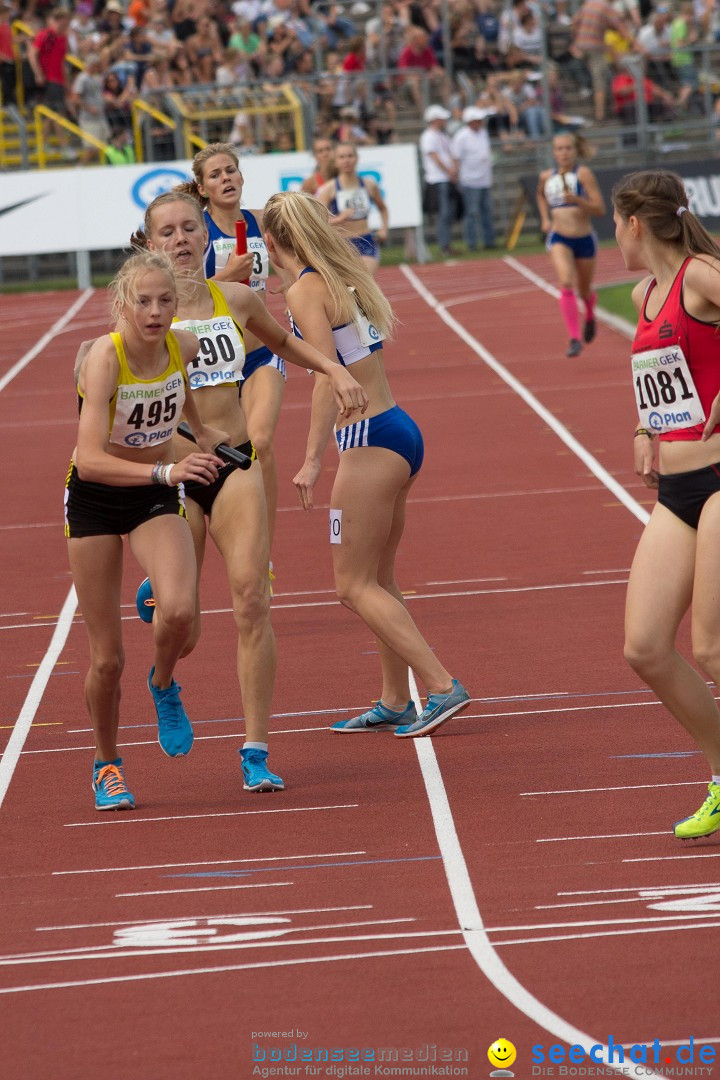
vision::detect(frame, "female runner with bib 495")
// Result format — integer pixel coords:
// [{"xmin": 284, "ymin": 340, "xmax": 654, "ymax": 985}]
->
[
  {"xmin": 537, "ymin": 132, "xmax": 605, "ymax": 358},
  {"xmin": 263, "ymin": 191, "xmax": 469, "ymax": 737},
  {"xmin": 132, "ymin": 191, "xmax": 368, "ymax": 794},
  {"xmin": 67, "ymin": 251, "xmax": 227, "ymax": 811},
  {"xmin": 614, "ymin": 169, "xmax": 720, "ymax": 840}
]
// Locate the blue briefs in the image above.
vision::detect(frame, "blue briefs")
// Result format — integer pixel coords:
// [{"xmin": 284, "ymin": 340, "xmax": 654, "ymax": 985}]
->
[
  {"xmin": 350, "ymin": 233, "xmax": 380, "ymax": 260},
  {"xmin": 335, "ymin": 405, "xmax": 424, "ymax": 476},
  {"xmin": 547, "ymin": 231, "xmax": 597, "ymax": 259},
  {"xmin": 242, "ymin": 344, "xmax": 287, "ymax": 383}
]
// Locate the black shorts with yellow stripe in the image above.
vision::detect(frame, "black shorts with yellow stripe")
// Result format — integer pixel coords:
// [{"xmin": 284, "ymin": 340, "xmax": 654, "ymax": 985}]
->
[
  {"xmin": 64, "ymin": 462, "xmax": 187, "ymax": 538},
  {"xmin": 182, "ymin": 440, "xmax": 256, "ymax": 516}
]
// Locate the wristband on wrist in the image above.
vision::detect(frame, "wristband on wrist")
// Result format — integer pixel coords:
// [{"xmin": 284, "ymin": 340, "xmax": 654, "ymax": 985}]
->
[
  {"xmin": 151, "ymin": 462, "xmax": 164, "ymax": 484},
  {"xmin": 634, "ymin": 427, "xmax": 653, "ymax": 438},
  {"xmin": 164, "ymin": 463, "xmax": 174, "ymax": 486}
]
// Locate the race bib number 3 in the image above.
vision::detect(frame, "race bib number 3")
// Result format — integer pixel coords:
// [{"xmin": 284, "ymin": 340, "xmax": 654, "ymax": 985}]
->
[{"xmin": 631, "ymin": 345, "xmax": 704, "ymax": 433}]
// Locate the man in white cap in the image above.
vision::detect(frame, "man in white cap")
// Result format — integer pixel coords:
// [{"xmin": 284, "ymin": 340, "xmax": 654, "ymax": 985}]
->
[
  {"xmin": 420, "ymin": 103, "xmax": 457, "ymax": 257},
  {"xmin": 451, "ymin": 106, "xmax": 496, "ymax": 251}
]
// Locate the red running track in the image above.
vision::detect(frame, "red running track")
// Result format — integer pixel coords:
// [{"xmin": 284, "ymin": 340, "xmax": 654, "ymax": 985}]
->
[{"xmin": 1, "ymin": 253, "xmax": 718, "ymax": 1080}]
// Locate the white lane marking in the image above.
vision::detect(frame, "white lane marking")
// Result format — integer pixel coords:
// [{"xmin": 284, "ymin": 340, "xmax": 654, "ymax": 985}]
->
[
  {"xmin": 118, "ymin": 882, "xmax": 293, "ymax": 897},
  {"xmin": 0, "ymin": 289, "xmax": 94, "ymax": 393},
  {"xmin": 414, "ymin": 739, "xmax": 664, "ymax": 1080},
  {"xmin": 624, "ymin": 852, "xmax": 720, "ymax": 863},
  {"xmin": 2, "ymin": 920, "xmax": 422, "ymax": 966},
  {"xmin": 503, "ymin": 256, "xmax": 637, "ymax": 340},
  {"xmin": 36, "ymin": 906, "xmax": 374, "ymax": 932},
  {"xmin": 559, "ymin": 882, "xmax": 720, "ymax": 896},
  {"xmin": 495, "ymin": 918, "xmax": 720, "ymax": 948},
  {"xmin": 0, "ymin": 943, "xmax": 466, "ymax": 995},
  {"xmin": 53, "ymin": 851, "xmax": 367, "ymax": 876},
  {"xmin": 522, "ymin": 781, "xmax": 704, "ymax": 796},
  {"xmin": 537, "ymin": 831, "xmax": 668, "ymax": 842},
  {"xmin": 64, "ymin": 803, "xmax": 358, "ymax": 827},
  {"xmin": 0, "ymin": 587, "xmax": 77, "ymax": 810},
  {"xmin": 400, "ymin": 262, "xmax": 650, "ymax": 529}
]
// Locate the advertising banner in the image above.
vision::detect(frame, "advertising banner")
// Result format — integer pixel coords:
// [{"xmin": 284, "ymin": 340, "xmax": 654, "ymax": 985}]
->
[{"xmin": 0, "ymin": 144, "xmax": 423, "ymax": 257}]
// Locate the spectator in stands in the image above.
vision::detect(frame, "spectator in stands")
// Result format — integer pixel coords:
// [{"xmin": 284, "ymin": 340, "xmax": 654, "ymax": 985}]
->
[
  {"xmin": 170, "ymin": 46, "xmax": 194, "ymax": 86},
  {"xmin": 610, "ymin": 56, "xmax": 676, "ymax": 121},
  {"xmin": 476, "ymin": 0, "xmax": 501, "ymax": 52},
  {"xmin": 69, "ymin": 1, "xmax": 102, "ymax": 59},
  {"xmin": 419, "ymin": 103, "xmax": 457, "ymax": 257},
  {"xmin": 102, "ymin": 67, "xmax": 136, "ymax": 132},
  {"xmin": 571, "ymin": 0, "xmax": 633, "ymax": 121},
  {"xmin": 127, "ymin": 0, "xmax": 149, "ymax": 28},
  {"xmin": 70, "ymin": 50, "xmax": 111, "ymax": 162},
  {"xmin": 509, "ymin": 8, "xmax": 543, "ymax": 67},
  {"xmin": 186, "ymin": 13, "xmax": 224, "ymax": 83},
  {"xmin": 228, "ymin": 15, "xmax": 264, "ymax": 68},
  {"xmin": 451, "ymin": 105, "xmax": 496, "ymax": 251},
  {"xmin": 124, "ymin": 23, "xmax": 154, "ymax": 86},
  {"xmin": 171, "ymin": 0, "xmax": 200, "ymax": 44},
  {"xmin": 670, "ymin": 0, "xmax": 700, "ymax": 108},
  {"xmin": 335, "ymin": 103, "xmax": 373, "ymax": 144},
  {"xmin": 97, "ymin": 1, "xmax": 128, "ymax": 41},
  {"xmin": 104, "ymin": 123, "xmax": 135, "ymax": 162},
  {"xmin": 365, "ymin": 3, "xmax": 405, "ymax": 67},
  {"xmin": 636, "ymin": 3, "xmax": 674, "ymax": 88},
  {"xmin": 140, "ymin": 53, "xmax": 174, "ymax": 96},
  {"xmin": 341, "ymin": 33, "xmax": 366, "ymax": 72},
  {"xmin": 505, "ymin": 69, "xmax": 547, "ymax": 138},
  {"xmin": 145, "ymin": 11, "xmax": 181, "ymax": 60},
  {"xmin": 28, "ymin": 7, "xmax": 72, "ymax": 151},
  {"xmin": 367, "ymin": 85, "xmax": 396, "ymax": 144},
  {"xmin": 498, "ymin": 0, "xmax": 530, "ymax": 55},
  {"xmin": 398, "ymin": 25, "xmax": 448, "ymax": 110},
  {"xmin": 478, "ymin": 72, "xmax": 519, "ymax": 143}
]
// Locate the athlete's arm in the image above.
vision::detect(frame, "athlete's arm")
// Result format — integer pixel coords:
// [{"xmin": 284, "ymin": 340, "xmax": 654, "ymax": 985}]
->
[
  {"xmin": 223, "ymin": 282, "xmax": 369, "ymax": 417},
  {"xmin": 566, "ymin": 166, "xmax": 605, "ymax": 217},
  {"xmin": 174, "ymin": 330, "xmax": 230, "ymax": 453},
  {"xmin": 536, "ymin": 170, "xmax": 551, "ymax": 234},
  {"xmin": 367, "ymin": 179, "xmax": 389, "ymax": 243}
]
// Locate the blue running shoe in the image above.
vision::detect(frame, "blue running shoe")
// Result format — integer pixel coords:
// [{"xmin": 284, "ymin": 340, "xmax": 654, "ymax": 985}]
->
[
  {"xmin": 332, "ymin": 700, "xmax": 417, "ymax": 732},
  {"xmin": 394, "ymin": 680, "xmax": 470, "ymax": 738},
  {"xmin": 240, "ymin": 748, "xmax": 285, "ymax": 792},
  {"xmin": 93, "ymin": 757, "xmax": 135, "ymax": 811},
  {"xmin": 148, "ymin": 666, "xmax": 194, "ymax": 757},
  {"xmin": 136, "ymin": 577, "xmax": 155, "ymax": 624}
]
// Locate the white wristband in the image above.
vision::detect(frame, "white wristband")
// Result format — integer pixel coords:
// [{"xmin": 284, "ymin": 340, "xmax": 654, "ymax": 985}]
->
[{"xmin": 164, "ymin": 463, "xmax": 174, "ymax": 486}]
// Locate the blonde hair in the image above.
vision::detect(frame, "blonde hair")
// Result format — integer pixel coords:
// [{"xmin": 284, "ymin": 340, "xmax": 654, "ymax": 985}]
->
[
  {"xmin": 263, "ymin": 191, "xmax": 395, "ymax": 336},
  {"xmin": 191, "ymin": 142, "xmax": 242, "ymax": 203},
  {"xmin": 109, "ymin": 251, "xmax": 177, "ymax": 324},
  {"xmin": 553, "ymin": 131, "xmax": 594, "ymax": 161},
  {"xmin": 129, "ymin": 189, "xmax": 206, "ymax": 249},
  {"xmin": 613, "ymin": 169, "xmax": 720, "ymax": 258}
]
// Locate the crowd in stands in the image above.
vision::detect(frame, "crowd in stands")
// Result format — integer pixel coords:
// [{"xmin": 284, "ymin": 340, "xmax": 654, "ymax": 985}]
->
[{"xmin": 3, "ymin": 0, "xmax": 720, "ymax": 162}]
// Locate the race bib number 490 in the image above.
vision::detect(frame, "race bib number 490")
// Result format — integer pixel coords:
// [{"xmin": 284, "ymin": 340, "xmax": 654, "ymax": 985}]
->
[{"xmin": 631, "ymin": 345, "xmax": 704, "ymax": 433}]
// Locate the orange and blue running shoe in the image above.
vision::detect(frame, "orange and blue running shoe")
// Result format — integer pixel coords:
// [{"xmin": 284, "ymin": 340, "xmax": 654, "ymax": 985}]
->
[{"xmin": 93, "ymin": 758, "xmax": 135, "ymax": 811}]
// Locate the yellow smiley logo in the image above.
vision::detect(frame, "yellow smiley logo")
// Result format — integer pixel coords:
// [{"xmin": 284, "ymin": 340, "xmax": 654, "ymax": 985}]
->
[{"xmin": 488, "ymin": 1039, "xmax": 517, "ymax": 1070}]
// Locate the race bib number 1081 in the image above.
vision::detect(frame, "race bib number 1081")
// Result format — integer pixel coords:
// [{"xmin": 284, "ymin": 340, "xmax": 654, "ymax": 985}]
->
[{"xmin": 631, "ymin": 345, "xmax": 705, "ymax": 434}]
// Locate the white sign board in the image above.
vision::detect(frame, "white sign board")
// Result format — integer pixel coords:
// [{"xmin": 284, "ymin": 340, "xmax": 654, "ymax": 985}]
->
[{"xmin": 0, "ymin": 144, "xmax": 422, "ymax": 257}]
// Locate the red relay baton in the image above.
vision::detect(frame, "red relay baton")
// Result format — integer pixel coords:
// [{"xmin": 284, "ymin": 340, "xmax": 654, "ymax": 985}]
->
[{"xmin": 235, "ymin": 218, "xmax": 250, "ymax": 286}]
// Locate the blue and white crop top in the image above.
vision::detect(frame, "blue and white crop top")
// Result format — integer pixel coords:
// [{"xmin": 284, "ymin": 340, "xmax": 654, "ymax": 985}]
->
[
  {"xmin": 330, "ymin": 177, "xmax": 371, "ymax": 222},
  {"xmin": 292, "ymin": 267, "xmax": 384, "ymax": 367},
  {"xmin": 543, "ymin": 168, "xmax": 587, "ymax": 210},
  {"xmin": 203, "ymin": 208, "xmax": 269, "ymax": 291}
]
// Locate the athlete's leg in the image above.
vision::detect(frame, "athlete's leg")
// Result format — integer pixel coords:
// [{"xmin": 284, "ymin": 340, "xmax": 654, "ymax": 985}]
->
[
  {"xmin": 549, "ymin": 242, "xmax": 581, "ymax": 347},
  {"xmin": 209, "ymin": 464, "xmax": 276, "ymax": 743},
  {"xmin": 331, "ymin": 446, "xmax": 455, "ymax": 695},
  {"xmin": 240, "ymin": 365, "xmax": 285, "ymax": 550},
  {"xmin": 625, "ymin": 502, "xmax": 720, "ymax": 770},
  {"xmin": 68, "ymin": 534, "xmax": 125, "ymax": 762},
  {"xmin": 576, "ymin": 255, "xmax": 597, "ymax": 340},
  {"xmin": 360, "ymin": 253, "xmax": 380, "ymax": 276},
  {"xmin": 129, "ymin": 514, "xmax": 197, "ymax": 689}
]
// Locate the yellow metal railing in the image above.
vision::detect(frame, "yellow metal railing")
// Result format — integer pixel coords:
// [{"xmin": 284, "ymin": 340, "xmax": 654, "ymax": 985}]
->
[
  {"xmin": 10, "ymin": 19, "xmax": 83, "ymax": 109},
  {"xmin": 168, "ymin": 81, "xmax": 306, "ymax": 154},
  {"xmin": 131, "ymin": 98, "xmax": 205, "ymax": 162},
  {"xmin": 34, "ymin": 104, "xmax": 108, "ymax": 167}
]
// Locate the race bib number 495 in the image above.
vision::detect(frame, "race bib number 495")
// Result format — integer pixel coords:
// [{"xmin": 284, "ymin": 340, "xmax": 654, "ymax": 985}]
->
[{"xmin": 631, "ymin": 345, "xmax": 705, "ymax": 433}]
